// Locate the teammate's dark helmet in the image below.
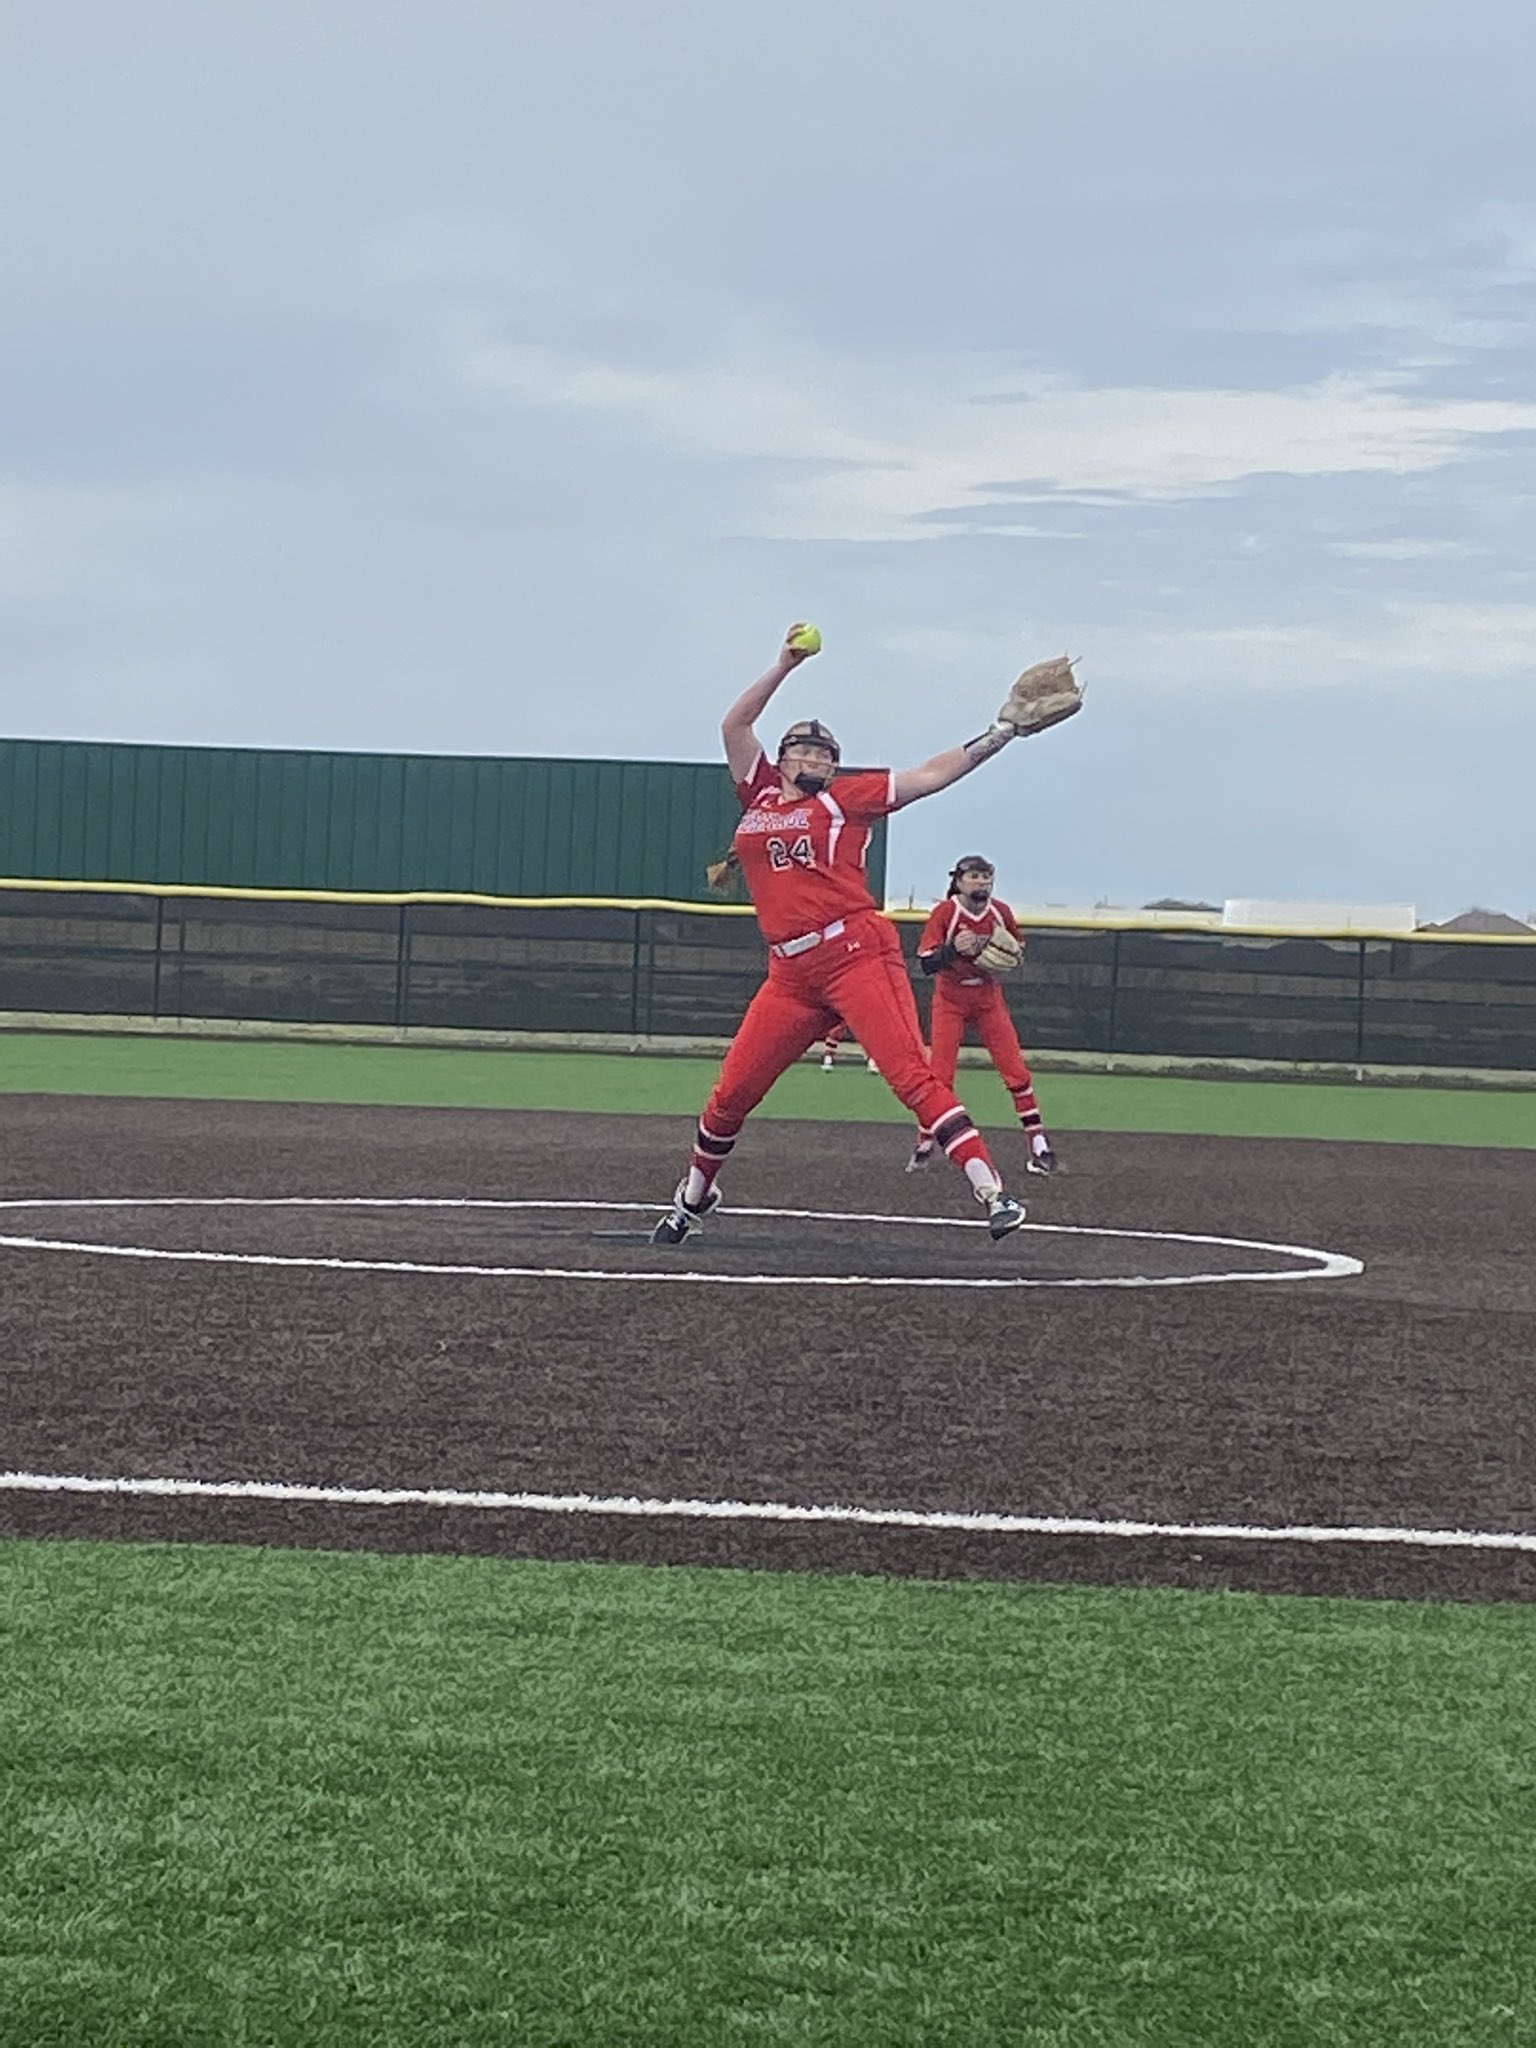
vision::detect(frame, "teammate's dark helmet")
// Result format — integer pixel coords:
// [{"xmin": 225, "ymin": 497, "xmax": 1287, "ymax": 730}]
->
[
  {"xmin": 777, "ymin": 719, "xmax": 841, "ymax": 795},
  {"xmin": 948, "ymin": 855, "xmax": 996, "ymax": 898}
]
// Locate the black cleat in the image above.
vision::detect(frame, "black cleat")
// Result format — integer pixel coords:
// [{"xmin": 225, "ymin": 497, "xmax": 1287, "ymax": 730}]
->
[
  {"xmin": 649, "ymin": 1181, "xmax": 723, "ymax": 1246},
  {"xmin": 1025, "ymin": 1144, "xmax": 1059, "ymax": 1176},
  {"xmin": 984, "ymin": 1190, "xmax": 1027, "ymax": 1240},
  {"xmin": 904, "ymin": 1139, "xmax": 935, "ymax": 1174}
]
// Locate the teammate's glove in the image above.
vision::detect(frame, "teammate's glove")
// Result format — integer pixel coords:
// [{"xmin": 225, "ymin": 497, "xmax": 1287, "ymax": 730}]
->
[
  {"xmin": 706, "ymin": 848, "xmax": 743, "ymax": 894},
  {"xmin": 996, "ymin": 656, "xmax": 1083, "ymax": 737},
  {"xmin": 974, "ymin": 929, "xmax": 1024, "ymax": 976}
]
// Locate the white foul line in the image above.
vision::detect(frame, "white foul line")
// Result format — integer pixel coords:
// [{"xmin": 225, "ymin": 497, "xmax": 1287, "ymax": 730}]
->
[
  {"xmin": 0, "ymin": 1197, "xmax": 1364, "ymax": 1291},
  {"xmin": 0, "ymin": 1469, "xmax": 1529, "ymax": 1553}
]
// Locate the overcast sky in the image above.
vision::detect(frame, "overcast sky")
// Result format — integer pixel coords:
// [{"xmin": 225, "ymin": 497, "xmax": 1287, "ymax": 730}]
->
[{"xmin": 3, "ymin": 0, "xmax": 1533, "ymax": 915}]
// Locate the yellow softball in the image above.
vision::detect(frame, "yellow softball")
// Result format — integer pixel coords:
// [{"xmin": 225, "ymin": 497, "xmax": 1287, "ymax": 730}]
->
[{"xmin": 788, "ymin": 623, "xmax": 822, "ymax": 655}]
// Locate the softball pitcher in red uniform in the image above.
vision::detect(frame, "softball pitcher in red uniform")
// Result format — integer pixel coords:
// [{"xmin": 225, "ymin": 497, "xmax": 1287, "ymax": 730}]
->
[
  {"xmin": 651, "ymin": 626, "xmax": 1080, "ymax": 1247},
  {"xmin": 907, "ymin": 856, "xmax": 1058, "ymax": 1177}
]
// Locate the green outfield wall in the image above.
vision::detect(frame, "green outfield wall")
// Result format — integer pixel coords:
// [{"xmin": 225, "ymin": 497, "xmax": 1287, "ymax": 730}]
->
[{"xmin": 0, "ymin": 737, "xmax": 895, "ymax": 906}]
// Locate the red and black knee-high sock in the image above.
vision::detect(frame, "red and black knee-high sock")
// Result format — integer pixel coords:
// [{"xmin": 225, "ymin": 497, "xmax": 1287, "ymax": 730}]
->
[
  {"xmin": 683, "ymin": 1120, "xmax": 735, "ymax": 1207},
  {"xmin": 1011, "ymin": 1082, "xmax": 1044, "ymax": 1135},
  {"xmin": 929, "ymin": 1105, "xmax": 997, "ymax": 1189}
]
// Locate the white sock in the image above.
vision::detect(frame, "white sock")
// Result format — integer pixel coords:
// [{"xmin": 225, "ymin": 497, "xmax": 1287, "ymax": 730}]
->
[
  {"xmin": 683, "ymin": 1166, "xmax": 711, "ymax": 1207},
  {"xmin": 963, "ymin": 1157, "xmax": 1001, "ymax": 1198}
]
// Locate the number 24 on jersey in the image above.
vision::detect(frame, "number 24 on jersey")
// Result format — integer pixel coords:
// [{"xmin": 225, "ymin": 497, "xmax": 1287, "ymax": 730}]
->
[{"xmin": 767, "ymin": 835, "xmax": 816, "ymax": 872}]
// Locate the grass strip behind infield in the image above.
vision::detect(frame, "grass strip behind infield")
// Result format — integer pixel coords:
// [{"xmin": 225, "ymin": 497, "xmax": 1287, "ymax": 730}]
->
[
  {"xmin": 1, "ymin": 1538, "xmax": 1532, "ymax": 2047},
  {"xmin": 3, "ymin": 1030, "xmax": 1536, "ymax": 1146}
]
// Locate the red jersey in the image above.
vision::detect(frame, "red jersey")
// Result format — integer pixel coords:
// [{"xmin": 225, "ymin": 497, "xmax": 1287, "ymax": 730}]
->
[
  {"xmin": 917, "ymin": 895, "xmax": 1022, "ymax": 988},
  {"xmin": 731, "ymin": 751, "xmax": 899, "ymax": 946}
]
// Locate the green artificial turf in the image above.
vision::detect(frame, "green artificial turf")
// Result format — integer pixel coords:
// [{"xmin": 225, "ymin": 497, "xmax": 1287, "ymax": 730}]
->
[
  {"xmin": 2, "ymin": 1539, "xmax": 1533, "ymax": 2047},
  {"xmin": 3, "ymin": 1031, "xmax": 1536, "ymax": 1147}
]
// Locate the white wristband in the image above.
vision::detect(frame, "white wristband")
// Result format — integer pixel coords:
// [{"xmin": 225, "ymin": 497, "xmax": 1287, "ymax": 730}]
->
[{"xmin": 962, "ymin": 720, "xmax": 1015, "ymax": 764}]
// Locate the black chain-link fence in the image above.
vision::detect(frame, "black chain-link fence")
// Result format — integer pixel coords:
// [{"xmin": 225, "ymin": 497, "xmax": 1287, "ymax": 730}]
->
[{"xmin": 2, "ymin": 889, "xmax": 1534, "ymax": 1071}]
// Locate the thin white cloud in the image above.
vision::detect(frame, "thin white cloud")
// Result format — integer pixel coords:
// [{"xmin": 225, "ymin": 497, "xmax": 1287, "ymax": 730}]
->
[
  {"xmin": 1329, "ymin": 538, "xmax": 1474, "ymax": 560},
  {"xmin": 1254, "ymin": 280, "xmax": 1533, "ymax": 354},
  {"xmin": 452, "ymin": 330, "xmax": 1536, "ymax": 540},
  {"xmin": 1220, "ymin": 205, "xmax": 1536, "ymax": 365},
  {"xmin": 1126, "ymin": 604, "xmax": 1536, "ymax": 689},
  {"xmin": 877, "ymin": 599, "xmax": 1536, "ymax": 695},
  {"xmin": 1473, "ymin": 202, "xmax": 1536, "ymax": 282}
]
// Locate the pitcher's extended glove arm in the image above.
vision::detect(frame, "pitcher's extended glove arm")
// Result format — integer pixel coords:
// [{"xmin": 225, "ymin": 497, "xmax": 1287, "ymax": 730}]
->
[
  {"xmin": 963, "ymin": 655, "xmax": 1084, "ymax": 764},
  {"xmin": 997, "ymin": 656, "xmax": 1083, "ymax": 736}
]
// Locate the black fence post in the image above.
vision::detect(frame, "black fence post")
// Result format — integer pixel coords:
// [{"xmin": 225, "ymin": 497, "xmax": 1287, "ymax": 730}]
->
[
  {"xmin": 643, "ymin": 911, "xmax": 658, "ymax": 1039},
  {"xmin": 393, "ymin": 902, "xmax": 411, "ymax": 1031},
  {"xmin": 171, "ymin": 900, "xmax": 186, "ymax": 1018},
  {"xmin": 1106, "ymin": 928, "xmax": 1122, "ymax": 1056},
  {"xmin": 150, "ymin": 896, "xmax": 165, "ymax": 1019},
  {"xmin": 629, "ymin": 910, "xmax": 643, "ymax": 1037}
]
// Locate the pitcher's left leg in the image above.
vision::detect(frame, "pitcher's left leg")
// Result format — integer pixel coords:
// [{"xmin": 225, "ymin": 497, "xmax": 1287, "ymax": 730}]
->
[
  {"xmin": 908, "ymin": 987, "xmax": 964, "ymax": 1172},
  {"xmin": 830, "ymin": 933, "xmax": 1025, "ymax": 1237}
]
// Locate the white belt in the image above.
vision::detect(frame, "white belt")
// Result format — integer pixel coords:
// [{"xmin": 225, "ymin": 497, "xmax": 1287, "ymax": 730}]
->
[{"xmin": 772, "ymin": 918, "xmax": 846, "ymax": 959}]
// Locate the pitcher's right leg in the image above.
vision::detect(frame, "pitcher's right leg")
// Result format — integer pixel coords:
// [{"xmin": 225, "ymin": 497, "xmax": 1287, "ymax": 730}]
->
[{"xmin": 831, "ymin": 939, "xmax": 1025, "ymax": 1239}]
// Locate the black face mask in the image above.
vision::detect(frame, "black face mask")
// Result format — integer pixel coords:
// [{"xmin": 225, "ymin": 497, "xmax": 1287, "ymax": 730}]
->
[{"xmin": 791, "ymin": 769, "xmax": 831, "ymax": 795}]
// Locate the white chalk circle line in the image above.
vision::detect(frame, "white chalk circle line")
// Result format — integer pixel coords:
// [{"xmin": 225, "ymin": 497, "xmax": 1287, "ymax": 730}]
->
[{"xmin": 0, "ymin": 1198, "xmax": 1364, "ymax": 1291}]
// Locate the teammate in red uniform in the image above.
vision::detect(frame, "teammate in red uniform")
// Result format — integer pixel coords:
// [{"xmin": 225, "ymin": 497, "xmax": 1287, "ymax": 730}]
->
[
  {"xmin": 651, "ymin": 625, "xmax": 1067, "ymax": 1247},
  {"xmin": 907, "ymin": 856, "xmax": 1058, "ymax": 1177}
]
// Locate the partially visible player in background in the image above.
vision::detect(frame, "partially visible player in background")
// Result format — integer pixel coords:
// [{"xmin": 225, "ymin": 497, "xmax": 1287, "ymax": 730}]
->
[
  {"xmin": 817, "ymin": 1022, "xmax": 879, "ymax": 1072},
  {"xmin": 650, "ymin": 626, "xmax": 1082, "ymax": 1247},
  {"xmin": 907, "ymin": 856, "xmax": 1058, "ymax": 1177}
]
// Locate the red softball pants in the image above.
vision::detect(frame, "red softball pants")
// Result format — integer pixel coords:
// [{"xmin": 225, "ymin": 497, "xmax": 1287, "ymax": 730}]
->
[
  {"xmin": 927, "ymin": 980, "xmax": 1035, "ymax": 1097},
  {"xmin": 702, "ymin": 911, "xmax": 996, "ymax": 1170}
]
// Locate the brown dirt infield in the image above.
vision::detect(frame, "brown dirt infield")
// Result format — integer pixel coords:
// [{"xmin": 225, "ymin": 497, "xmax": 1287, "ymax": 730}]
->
[{"xmin": 1, "ymin": 1095, "xmax": 1532, "ymax": 1602}]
